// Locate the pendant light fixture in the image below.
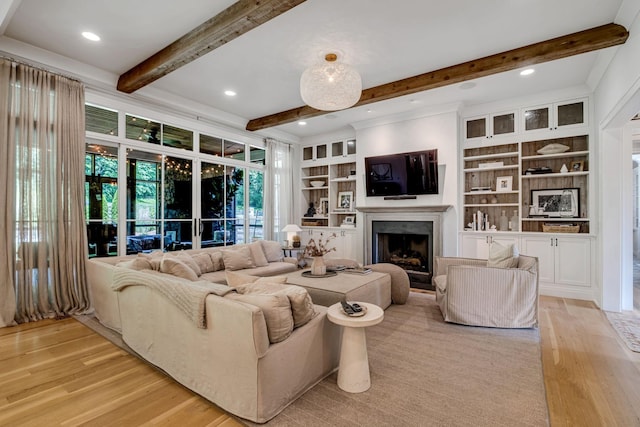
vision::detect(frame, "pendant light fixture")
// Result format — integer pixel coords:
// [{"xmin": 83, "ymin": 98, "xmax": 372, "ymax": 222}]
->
[{"xmin": 300, "ymin": 53, "xmax": 362, "ymax": 111}]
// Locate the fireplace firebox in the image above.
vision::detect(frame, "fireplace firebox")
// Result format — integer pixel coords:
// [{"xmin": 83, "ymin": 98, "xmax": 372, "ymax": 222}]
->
[{"xmin": 372, "ymin": 220, "xmax": 434, "ymax": 291}]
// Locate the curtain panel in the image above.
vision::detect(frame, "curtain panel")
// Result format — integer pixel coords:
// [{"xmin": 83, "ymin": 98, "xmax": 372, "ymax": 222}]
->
[
  {"xmin": 264, "ymin": 138, "xmax": 293, "ymax": 242},
  {"xmin": 0, "ymin": 58, "xmax": 89, "ymax": 327}
]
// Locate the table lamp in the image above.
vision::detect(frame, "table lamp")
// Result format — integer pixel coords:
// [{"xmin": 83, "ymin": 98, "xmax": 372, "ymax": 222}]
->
[{"xmin": 281, "ymin": 224, "xmax": 302, "ymax": 247}]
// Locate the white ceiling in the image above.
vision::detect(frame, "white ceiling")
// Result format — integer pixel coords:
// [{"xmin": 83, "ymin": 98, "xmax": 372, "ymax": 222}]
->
[{"xmin": 0, "ymin": 0, "xmax": 627, "ymax": 140}]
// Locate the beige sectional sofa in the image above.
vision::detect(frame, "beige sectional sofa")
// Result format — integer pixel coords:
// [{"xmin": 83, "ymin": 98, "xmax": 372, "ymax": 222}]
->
[{"xmin": 86, "ymin": 240, "xmax": 342, "ymax": 423}]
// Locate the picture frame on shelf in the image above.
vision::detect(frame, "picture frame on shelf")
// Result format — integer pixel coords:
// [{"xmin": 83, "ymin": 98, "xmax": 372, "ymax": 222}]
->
[
  {"xmin": 343, "ymin": 215, "xmax": 355, "ymax": 224},
  {"xmin": 338, "ymin": 191, "xmax": 354, "ymax": 211},
  {"xmin": 570, "ymin": 160, "xmax": 584, "ymax": 172},
  {"xmin": 496, "ymin": 176, "xmax": 513, "ymax": 192},
  {"xmin": 531, "ymin": 188, "xmax": 580, "ymax": 218}
]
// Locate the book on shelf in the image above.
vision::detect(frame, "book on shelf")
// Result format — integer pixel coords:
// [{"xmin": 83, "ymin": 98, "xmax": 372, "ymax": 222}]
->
[{"xmin": 343, "ymin": 267, "xmax": 372, "ymax": 275}]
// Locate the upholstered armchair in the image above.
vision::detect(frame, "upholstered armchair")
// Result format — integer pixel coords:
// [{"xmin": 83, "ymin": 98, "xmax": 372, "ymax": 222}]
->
[{"xmin": 433, "ymin": 254, "xmax": 539, "ymax": 328}]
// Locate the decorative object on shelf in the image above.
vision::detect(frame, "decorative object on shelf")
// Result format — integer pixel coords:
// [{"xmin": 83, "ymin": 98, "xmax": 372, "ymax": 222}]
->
[
  {"xmin": 300, "ymin": 52, "xmax": 362, "ymax": 111},
  {"xmin": 537, "ymin": 143, "xmax": 570, "ymax": 155},
  {"xmin": 559, "ymin": 189, "xmax": 578, "ymax": 217},
  {"xmin": 292, "ymin": 234, "xmax": 301, "ymax": 248},
  {"xmin": 570, "ymin": 160, "xmax": 584, "ymax": 172},
  {"xmin": 499, "ymin": 210, "xmax": 509, "ymax": 231},
  {"xmin": 341, "ymin": 215, "xmax": 356, "ymax": 228},
  {"xmin": 490, "ymin": 197, "xmax": 498, "ymax": 204},
  {"xmin": 318, "ymin": 197, "xmax": 329, "ymax": 215},
  {"xmin": 510, "ymin": 210, "xmax": 519, "ymax": 231},
  {"xmin": 472, "ymin": 210, "xmax": 490, "ymax": 231},
  {"xmin": 338, "ymin": 191, "xmax": 354, "ymax": 210},
  {"xmin": 304, "ymin": 202, "xmax": 316, "ymax": 217},
  {"xmin": 281, "ymin": 224, "xmax": 302, "ymax": 245},
  {"xmin": 524, "ymin": 167, "xmax": 552, "ymax": 175},
  {"xmin": 496, "ymin": 176, "xmax": 513, "ymax": 192},
  {"xmin": 479, "ymin": 161, "xmax": 504, "ymax": 169},
  {"xmin": 531, "ymin": 188, "xmax": 580, "ymax": 218},
  {"xmin": 480, "ymin": 198, "xmax": 488, "ymax": 204},
  {"xmin": 542, "ymin": 223, "xmax": 580, "ymax": 233},
  {"xmin": 560, "ymin": 164, "xmax": 569, "ymax": 174},
  {"xmin": 310, "ymin": 180, "xmax": 325, "ymax": 187}
]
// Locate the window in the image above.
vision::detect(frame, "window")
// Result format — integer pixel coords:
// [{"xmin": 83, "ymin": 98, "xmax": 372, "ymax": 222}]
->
[
  {"xmin": 85, "ymin": 104, "xmax": 118, "ymax": 136},
  {"xmin": 85, "ymin": 144, "xmax": 118, "ymax": 257}
]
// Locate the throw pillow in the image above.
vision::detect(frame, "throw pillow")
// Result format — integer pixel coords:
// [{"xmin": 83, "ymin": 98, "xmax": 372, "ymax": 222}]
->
[
  {"xmin": 487, "ymin": 242, "xmax": 519, "ymax": 268},
  {"xmin": 116, "ymin": 258, "xmax": 153, "ymax": 271},
  {"xmin": 209, "ymin": 251, "xmax": 224, "ymax": 271},
  {"xmin": 137, "ymin": 251, "xmax": 163, "ymax": 270},
  {"xmin": 260, "ymin": 240, "xmax": 284, "ymax": 263},
  {"xmin": 248, "ymin": 241, "xmax": 269, "ymax": 267},
  {"xmin": 225, "ymin": 270, "xmax": 288, "ymax": 286},
  {"xmin": 221, "ymin": 246, "xmax": 256, "ymax": 271},
  {"xmin": 191, "ymin": 252, "xmax": 215, "ymax": 273},
  {"xmin": 175, "ymin": 251, "xmax": 202, "ymax": 276},
  {"xmin": 226, "ymin": 292, "xmax": 293, "ymax": 343},
  {"xmin": 160, "ymin": 256, "xmax": 199, "ymax": 281},
  {"xmin": 236, "ymin": 282, "xmax": 316, "ymax": 328}
]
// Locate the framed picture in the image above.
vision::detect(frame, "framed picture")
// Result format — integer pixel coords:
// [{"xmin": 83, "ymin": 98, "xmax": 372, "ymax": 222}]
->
[
  {"xmin": 496, "ymin": 176, "xmax": 513, "ymax": 192},
  {"xmin": 530, "ymin": 188, "xmax": 580, "ymax": 217},
  {"xmin": 570, "ymin": 160, "xmax": 584, "ymax": 172},
  {"xmin": 343, "ymin": 215, "xmax": 355, "ymax": 224},
  {"xmin": 338, "ymin": 191, "xmax": 354, "ymax": 211}
]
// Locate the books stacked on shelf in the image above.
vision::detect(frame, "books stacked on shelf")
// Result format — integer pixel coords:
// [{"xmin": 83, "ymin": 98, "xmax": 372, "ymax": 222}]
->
[
  {"xmin": 343, "ymin": 267, "xmax": 372, "ymax": 275},
  {"xmin": 470, "ymin": 186, "xmax": 492, "ymax": 192}
]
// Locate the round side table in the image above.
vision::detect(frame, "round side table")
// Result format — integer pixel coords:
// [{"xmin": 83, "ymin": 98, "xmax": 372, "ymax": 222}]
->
[{"xmin": 326, "ymin": 302, "xmax": 384, "ymax": 393}]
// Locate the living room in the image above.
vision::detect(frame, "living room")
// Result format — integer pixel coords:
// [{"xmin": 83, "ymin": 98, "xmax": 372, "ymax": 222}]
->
[{"xmin": 2, "ymin": 0, "xmax": 640, "ymax": 425}]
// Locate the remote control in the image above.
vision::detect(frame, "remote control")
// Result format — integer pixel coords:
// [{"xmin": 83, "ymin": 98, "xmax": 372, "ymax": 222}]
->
[
  {"xmin": 340, "ymin": 300, "xmax": 355, "ymax": 315},
  {"xmin": 351, "ymin": 303, "xmax": 363, "ymax": 312}
]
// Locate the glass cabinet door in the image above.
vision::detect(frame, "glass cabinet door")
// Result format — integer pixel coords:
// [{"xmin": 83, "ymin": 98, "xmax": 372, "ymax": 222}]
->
[
  {"xmin": 556, "ymin": 101, "xmax": 584, "ymax": 127},
  {"xmin": 331, "ymin": 141, "xmax": 343, "ymax": 157},
  {"xmin": 523, "ymin": 107, "xmax": 549, "ymax": 131},
  {"xmin": 303, "ymin": 146, "xmax": 313, "ymax": 161},
  {"xmin": 466, "ymin": 117, "xmax": 487, "ymax": 139},
  {"xmin": 492, "ymin": 112, "xmax": 515, "ymax": 135}
]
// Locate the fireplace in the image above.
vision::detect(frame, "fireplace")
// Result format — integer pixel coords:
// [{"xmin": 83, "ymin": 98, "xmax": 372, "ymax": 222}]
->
[
  {"xmin": 359, "ymin": 206, "xmax": 451, "ymax": 292},
  {"xmin": 372, "ymin": 220, "xmax": 433, "ymax": 290}
]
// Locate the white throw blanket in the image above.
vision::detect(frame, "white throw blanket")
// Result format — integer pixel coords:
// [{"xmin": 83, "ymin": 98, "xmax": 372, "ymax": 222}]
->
[{"xmin": 112, "ymin": 268, "xmax": 234, "ymax": 328}]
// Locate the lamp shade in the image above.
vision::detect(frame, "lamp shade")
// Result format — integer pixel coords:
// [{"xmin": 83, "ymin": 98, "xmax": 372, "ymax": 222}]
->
[
  {"xmin": 300, "ymin": 53, "xmax": 362, "ymax": 111},
  {"xmin": 282, "ymin": 224, "xmax": 302, "ymax": 232}
]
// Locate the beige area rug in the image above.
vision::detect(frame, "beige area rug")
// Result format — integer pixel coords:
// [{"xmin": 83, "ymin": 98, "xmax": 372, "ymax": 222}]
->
[
  {"xmin": 605, "ymin": 310, "xmax": 640, "ymax": 352},
  {"xmin": 246, "ymin": 292, "xmax": 549, "ymax": 427}
]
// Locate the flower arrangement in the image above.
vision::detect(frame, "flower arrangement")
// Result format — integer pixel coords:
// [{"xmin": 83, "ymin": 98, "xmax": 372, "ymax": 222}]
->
[{"xmin": 303, "ymin": 232, "xmax": 337, "ymax": 257}]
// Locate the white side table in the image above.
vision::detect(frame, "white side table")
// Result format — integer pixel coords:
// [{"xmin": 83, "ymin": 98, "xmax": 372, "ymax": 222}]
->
[{"xmin": 326, "ymin": 302, "xmax": 384, "ymax": 393}]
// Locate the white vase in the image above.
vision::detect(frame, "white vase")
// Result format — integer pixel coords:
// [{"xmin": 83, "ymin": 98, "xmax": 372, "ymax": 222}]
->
[{"xmin": 311, "ymin": 256, "xmax": 326, "ymax": 276}]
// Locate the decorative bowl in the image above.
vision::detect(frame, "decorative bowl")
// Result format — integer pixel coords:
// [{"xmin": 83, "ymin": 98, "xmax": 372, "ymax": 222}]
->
[
  {"xmin": 310, "ymin": 180, "xmax": 325, "ymax": 187},
  {"xmin": 537, "ymin": 143, "xmax": 570, "ymax": 155}
]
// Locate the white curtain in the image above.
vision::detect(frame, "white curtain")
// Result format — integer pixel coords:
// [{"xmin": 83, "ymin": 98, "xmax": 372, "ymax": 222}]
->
[
  {"xmin": 0, "ymin": 58, "xmax": 90, "ymax": 327},
  {"xmin": 264, "ymin": 138, "xmax": 293, "ymax": 243}
]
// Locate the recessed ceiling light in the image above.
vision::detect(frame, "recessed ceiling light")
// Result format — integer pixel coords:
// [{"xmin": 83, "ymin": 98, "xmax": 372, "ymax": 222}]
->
[
  {"xmin": 410, "ymin": 99, "xmax": 421, "ymax": 104},
  {"xmin": 82, "ymin": 31, "xmax": 100, "ymax": 42},
  {"xmin": 224, "ymin": 90, "xmax": 237, "ymax": 97},
  {"xmin": 459, "ymin": 82, "xmax": 476, "ymax": 90},
  {"xmin": 520, "ymin": 68, "xmax": 535, "ymax": 76},
  {"xmin": 367, "ymin": 109, "xmax": 373, "ymax": 113},
  {"xmin": 298, "ymin": 121, "xmax": 307, "ymax": 126}
]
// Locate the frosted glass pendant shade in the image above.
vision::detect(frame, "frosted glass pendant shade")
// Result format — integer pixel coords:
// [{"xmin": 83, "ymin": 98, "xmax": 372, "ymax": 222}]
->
[{"xmin": 300, "ymin": 53, "xmax": 362, "ymax": 111}]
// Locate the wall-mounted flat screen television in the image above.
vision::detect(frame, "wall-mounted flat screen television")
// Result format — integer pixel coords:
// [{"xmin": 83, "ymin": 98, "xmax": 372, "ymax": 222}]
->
[{"xmin": 365, "ymin": 149, "xmax": 438, "ymax": 197}]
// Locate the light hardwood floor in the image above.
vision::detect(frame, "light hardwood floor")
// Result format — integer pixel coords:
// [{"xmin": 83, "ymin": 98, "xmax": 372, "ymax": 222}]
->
[{"xmin": 1, "ymin": 296, "xmax": 639, "ymax": 426}]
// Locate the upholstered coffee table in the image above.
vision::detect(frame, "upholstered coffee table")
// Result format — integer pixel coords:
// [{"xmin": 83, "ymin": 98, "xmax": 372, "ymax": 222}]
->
[
  {"xmin": 285, "ymin": 270, "xmax": 391, "ymax": 309},
  {"xmin": 327, "ymin": 302, "xmax": 384, "ymax": 393}
]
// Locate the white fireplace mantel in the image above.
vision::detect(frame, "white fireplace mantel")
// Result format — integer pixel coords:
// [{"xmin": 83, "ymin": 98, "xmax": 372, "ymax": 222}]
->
[{"xmin": 359, "ymin": 206, "xmax": 451, "ymax": 265}]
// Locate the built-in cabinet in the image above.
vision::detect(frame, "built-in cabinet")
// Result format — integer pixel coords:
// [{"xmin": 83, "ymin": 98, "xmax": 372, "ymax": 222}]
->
[
  {"xmin": 460, "ymin": 96, "xmax": 595, "ymax": 301},
  {"xmin": 299, "ymin": 139, "xmax": 358, "ymax": 259}
]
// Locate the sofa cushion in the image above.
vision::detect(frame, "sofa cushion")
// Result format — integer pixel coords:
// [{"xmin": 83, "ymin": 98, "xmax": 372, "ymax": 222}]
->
[
  {"xmin": 176, "ymin": 252, "xmax": 202, "ymax": 276},
  {"xmin": 261, "ymin": 240, "xmax": 284, "ymax": 263},
  {"xmin": 225, "ymin": 292, "xmax": 293, "ymax": 343},
  {"xmin": 487, "ymin": 242, "xmax": 519, "ymax": 268},
  {"xmin": 160, "ymin": 256, "xmax": 199, "ymax": 281},
  {"xmin": 241, "ymin": 262, "xmax": 297, "ymax": 277},
  {"xmin": 248, "ymin": 241, "xmax": 269, "ymax": 267},
  {"xmin": 237, "ymin": 282, "xmax": 316, "ymax": 328},
  {"xmin": 225, "ymin": 270, "xmax": 288, "ymax": 286},
  {"xmin": 191, "ymin": 252, "xmax": 215, "ymax": 273},
  {"xmin": 209, "ymin": 252, "xmax": 224, "ymax": 271},
  {"xmin": 221, "ymin": 246, "xmax": 256, "ymax": 271},
  {"xmin": 116, "ymin": 257, "xmax": 153, "ymax": 271},
  {"xmin": 136, "ymin": 251, "xmax": 164, "ymax": 270}
]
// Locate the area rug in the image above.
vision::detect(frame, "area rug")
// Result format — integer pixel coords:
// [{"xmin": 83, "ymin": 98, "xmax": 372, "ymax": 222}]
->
[
  {"xmin": 246, "ymin": 292, "xmax": 549, "ymax": 427},
  {"xmin": 605, "ymin": 310, "xmax": 640, "ymax": 352}
]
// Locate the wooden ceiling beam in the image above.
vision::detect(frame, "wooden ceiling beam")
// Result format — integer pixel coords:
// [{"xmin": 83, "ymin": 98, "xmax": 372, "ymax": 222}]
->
[
  {"xmin": 246, "ymin": 23, "xmax": 628, "ymax": 131},
  {"xmin": 117, "ymin": 0, "xmax": 306, "ymax": 93}
]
